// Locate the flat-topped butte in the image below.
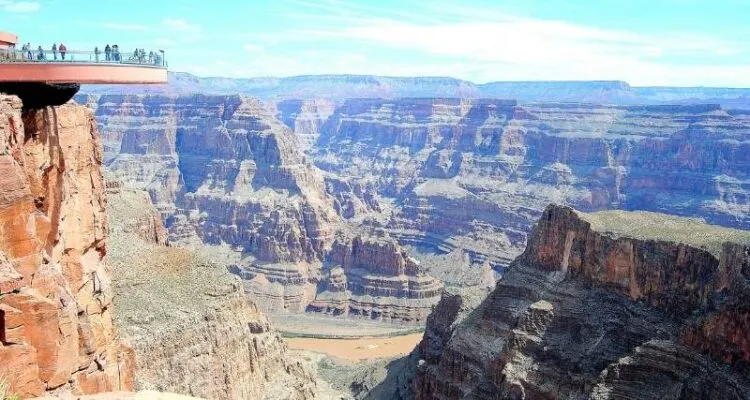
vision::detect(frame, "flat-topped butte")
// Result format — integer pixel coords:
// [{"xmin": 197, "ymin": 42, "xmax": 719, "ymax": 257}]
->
[{"xmin": 579, "ymin": 209, "xmax": 750, "ymax": 257}]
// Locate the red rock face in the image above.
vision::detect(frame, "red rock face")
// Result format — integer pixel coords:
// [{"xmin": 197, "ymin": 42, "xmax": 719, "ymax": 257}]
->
[
  {"xmin": 519, "ymin": 206, "xmax": 720, "ymax": 314},
  {"xmin": 0, "ymin": 96, "xmax": 133, "ymax": 397},
  {"xmin": 683, "ymin": 242, "xmax": 750, "ymax": 366}
]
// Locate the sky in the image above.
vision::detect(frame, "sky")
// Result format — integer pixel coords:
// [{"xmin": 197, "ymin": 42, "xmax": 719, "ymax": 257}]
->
[{"xmin": 1, "ymin": 0, "xmax": 749, "ymax": 87}]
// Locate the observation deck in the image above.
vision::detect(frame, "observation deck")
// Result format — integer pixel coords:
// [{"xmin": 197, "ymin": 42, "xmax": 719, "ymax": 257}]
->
[{"xmin": 0, "ymin": 31, "xmax": 167, "ymax": 108}]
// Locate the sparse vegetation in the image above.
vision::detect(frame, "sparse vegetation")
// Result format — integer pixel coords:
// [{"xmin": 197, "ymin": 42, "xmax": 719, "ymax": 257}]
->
[
  {"xmin": 0, "ymin": 376, "xmax": 20, "ymax": 400},
  {"xmin": 580, "ymin": 210, "xmax": 750, "ymax": 257}
]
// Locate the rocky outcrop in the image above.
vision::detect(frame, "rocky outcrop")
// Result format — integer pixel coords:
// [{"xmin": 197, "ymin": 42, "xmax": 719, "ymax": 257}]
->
[
  {"xmin": 128, "ymin": 297, "xmax": 318, "ymax": 400},
  {"xmin": 107, "ymin": 188, "xmax": 320, "ymax": 400},
  {"xmin": 517, "ymin": 206, "xmax": 719, "ymax": 315},
  {"xmin": 412, "ymin": 205, "xmax": 750, "ymax": 399},
  {"xmin": 683, "ymin": 242, "xmax": 750, "ymax": 366},
  {"xmin": 106, "ymin": 183, "xmax": 168, "ymax": 246},
  {"xmin": 89, "ymin": 94, "xmax": 337, "ymax": 259},
  {"xmin": 31, "ymin": 391, "xmax": 202, "ymax": 399},
  {"xmin": 307, "ymin": 234, "xmax": 443, "ymax": 323},
  {"xmin": 0, "ymin": 96, "xmax": 133, "ymax": 397},
  {"xmin": 324, "ymin": 175, "xmax": 381, "ymax": 219},
  {"xmin": 270, "ymin": 99, "xmax": 335, "ymax": 152}
]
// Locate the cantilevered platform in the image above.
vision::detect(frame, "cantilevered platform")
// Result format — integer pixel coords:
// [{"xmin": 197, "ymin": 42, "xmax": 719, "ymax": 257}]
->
[
  {"xmin": 0, "ymin": 62, "xmax": 167, "ymax": 84},
  {"xmin": 0, "ymin": 30, "xmax": 167, "ymax": 108}
]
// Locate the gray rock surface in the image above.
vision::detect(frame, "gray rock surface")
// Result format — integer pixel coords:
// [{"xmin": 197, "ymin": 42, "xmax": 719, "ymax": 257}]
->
[{"xmin": 107, "ymin": 187, "xmax": 322, "ymax": 400}]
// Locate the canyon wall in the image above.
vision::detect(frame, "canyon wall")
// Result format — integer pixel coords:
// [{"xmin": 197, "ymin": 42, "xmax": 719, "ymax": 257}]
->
[
  {"xmin": 106, "ymin": 187, "xmax": 320, "ymax": 400},
  {"xmin": 412, "ymin": 205, "xmax": 750, "ymax": 399},
  {"xmin": 306, "ymin": 233, "xmax": 442, "ymax": 323},
  {"xmin": 81, "ymin": 94, "xmax": 338, "ymax": 312},
  {"xmin": 80, "ymin": 94, "xmax": 440, "ymax": 323},
  {"xmin": 314, "ymin": 99, "xmax": 750, "ymax": 273},
  {"xmin": 78, "ymin": 94, "xmax": 750, "ymax": 311},
  {"xmin": 268, "ymin": 99, "xmax": 336, "ymax": 152},
  {"xmin": 0, "ymin": 96, "xmax": 133, "ymax": 397}
]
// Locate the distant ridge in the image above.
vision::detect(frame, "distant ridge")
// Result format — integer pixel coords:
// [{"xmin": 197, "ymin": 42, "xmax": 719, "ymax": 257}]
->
[{"xmin": 78, "ymin": 72, "xmax": 750, "ymax": 109}]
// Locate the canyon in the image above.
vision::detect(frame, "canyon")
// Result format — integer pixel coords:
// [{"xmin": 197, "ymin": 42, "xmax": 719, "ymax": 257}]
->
[
  {"xmin": 81, "ymin": 94, "xmax": 750, "ymax": 290},
  {"xmin": 76, "ymin": 93, "xmax": 444, "ymax": 325},
  {"xmin": 75, "ymin": 91, "xmax": 750, "ymax": 323},
  {"xmin": 72, "ymin": 88, "xmax": 750, "ymax": 399},
  {"xmin": 2, "ymin": 72, "xmax": 750, "ymax": 399}
]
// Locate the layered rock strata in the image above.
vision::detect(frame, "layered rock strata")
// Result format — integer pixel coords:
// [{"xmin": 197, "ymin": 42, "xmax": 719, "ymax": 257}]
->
[
  {"xmin": 80, "ymin": 94, "xmax": 340, "ymax": 312},
  {"xmin": 106, "ymin": 188, "xmax": 320, "ymax": 400},
  {"xmin": 270, "ymin": 99, "xmax": 335, "ymax": 152},
  {"xmin": 81, "ymin": 95, "xmax": 448, "ymax": 322},
  {"xmin": 315, "ymin": 99, "xmax": 750, "ymax": 276},
  {"xmin": 413, "ymin": 205, "xmax": 750, "ymax": 399},
  {"xmin": 0, "ymin": 96, "xmax": 133, "ymax": 397},
  {"xmin": 307, "ymin": 234, "xmax": 443, "ymax": 323}
]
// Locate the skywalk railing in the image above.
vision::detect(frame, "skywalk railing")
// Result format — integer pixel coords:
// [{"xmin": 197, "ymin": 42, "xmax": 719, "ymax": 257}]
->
[{"xmin": 0, "ymin": 48, "xmax": 167, "ymax": 68}]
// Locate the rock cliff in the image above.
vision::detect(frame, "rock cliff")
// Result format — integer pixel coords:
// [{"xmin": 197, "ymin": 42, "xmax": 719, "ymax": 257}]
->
[
  {"xmin": 412, "ymin": 205, "xmax": 750, "ymax": 399},
  {"xmin": 307, "ymin": 233, "xmax": 442, "ymax": 323},
  {"xmin": 0, "ymin": 96, "xmax": 133, "ymax": 397},
  {"xmin": 270, "ymin": 99, "xmax": 336, "ymax": 152},
  {"xmin": 106, "ymin": 187, "xmax": 320, "ymax": 400}
]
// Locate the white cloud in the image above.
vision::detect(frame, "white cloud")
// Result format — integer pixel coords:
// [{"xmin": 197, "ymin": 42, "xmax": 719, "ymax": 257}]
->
[
  {"xmin": 283, "ymin": 8, "xmax": 748, "ymax": 87},
  {"xmin": 163, "ymin": 18, "xmax": 201, "ymax": 33},
  {"xmin": 1, "ymin": 0, "xmax": 40, "ymax": 13},
  {"xmin": 169, "ymin": 0, "xmax": 748, "ymax": 86}
]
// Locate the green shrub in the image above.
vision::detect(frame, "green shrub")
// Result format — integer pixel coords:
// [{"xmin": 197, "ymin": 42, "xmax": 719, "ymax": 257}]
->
[{"xmin": 0, "ymin": 376, "xmax": 20, "ymax": 400}]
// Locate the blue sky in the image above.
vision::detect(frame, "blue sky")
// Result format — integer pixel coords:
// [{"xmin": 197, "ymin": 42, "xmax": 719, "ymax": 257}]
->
[{"xmin": 2, "ymin": 0, "xmax": 749, "ymax": 86}]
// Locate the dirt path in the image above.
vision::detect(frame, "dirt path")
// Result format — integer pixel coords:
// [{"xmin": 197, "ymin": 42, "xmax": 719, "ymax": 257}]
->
[{"xmin": 286, "ymin": 333, "xmax": 423, "ymax": 361}]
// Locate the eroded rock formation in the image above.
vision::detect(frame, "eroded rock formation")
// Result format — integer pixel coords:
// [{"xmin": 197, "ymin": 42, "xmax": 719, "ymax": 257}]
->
[
  {"xmin": 81, "ymin": 94, "xmax": 446, "ymax": 322},
  {"xmin": 80, "ymin": 94, "xmax": 340, "ymax": 311},
  {"xmin": 270, "ymin": 99, "xmax": 335, "ymax": 152},
  {"xmin": 412, "ymin": 205, "xmax": 750, "ymax": 399},
  {"xmin": 307, "ymin": 234, "xmax": 443, "ymax": 323},
  {"xmin": 0, "ymin": 96, "xmax": 133, "ymax": 397},
  {"xmin": 314, "ymin": 99, "xmax": 750, "ymax": 279}
]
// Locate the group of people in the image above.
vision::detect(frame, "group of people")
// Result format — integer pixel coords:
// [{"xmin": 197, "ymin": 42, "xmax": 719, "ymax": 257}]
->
[
  {"xmin": 19, "ymin": 42, "xmax": 67, "ymax": 61},
  {"xmin": 2, "ymin": 41, "xmax": 163, "ymax": 66},
  {"xmin": 93, "ymin": 44, "xmax": 121, "ymax": 61},
  {"xmin": 92, "ymin": 44, "xmax": 162, "ymax": 65}
]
